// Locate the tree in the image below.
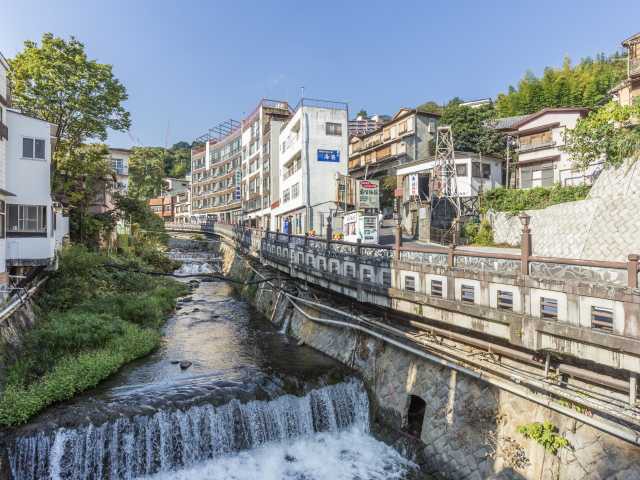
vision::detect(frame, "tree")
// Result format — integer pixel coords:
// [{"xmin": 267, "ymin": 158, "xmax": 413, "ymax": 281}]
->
[
  {"xmin": 8, "ymin": 33, "xmax": 131, "ymax": 154},
  {"xmin": 56, "ymin": 143, "xmax": 116, "ymax": 244},
  {"xmin": 563, "ymin": 101, "xmax": 640, "ymax": 169},
  {"xmin": 440, "ymin": 103, "xmax": 506, "ymax": 157},
  {"xmin": 355, "ymin": 109, "xmax": 368, "ymax": 118},
  {"xmin": 495, "ymin": 53, "xmax": 626, "ymax": 117},
  {"xmin": 128, "ymin": 147, "xmax": 166, "ymax": 199},
  {"xmin": 417, "ymin": 100, "xmax": 443, "ymax": 115},
  {"xmin": 163, "ymin": 141, "xmax": 192, "ymax": 178}
]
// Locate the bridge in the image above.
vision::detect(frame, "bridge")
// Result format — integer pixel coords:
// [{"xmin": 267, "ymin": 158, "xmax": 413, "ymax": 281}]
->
[
  {"xmin": 212, "ymin": 222, "xmax": 640, "ymax": 444},
  {"xmin": 163, "ymin": 222, "xmax": 216, "ymax": 235}
]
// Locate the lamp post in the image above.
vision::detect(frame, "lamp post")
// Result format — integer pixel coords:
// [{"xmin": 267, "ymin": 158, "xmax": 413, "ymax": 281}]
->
[{"xmin": 519, "ymin": 212, "xmax": 531, "ymax": 276}]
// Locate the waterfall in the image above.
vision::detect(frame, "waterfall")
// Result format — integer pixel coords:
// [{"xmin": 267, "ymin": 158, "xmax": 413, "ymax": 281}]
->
[
  {"xmin": 8, "ymin": 380, "xmax": 370, "ymax": 480},
  {"xmin": 173, "ymin": 262, "xmax": 214, "ymax": 276}
]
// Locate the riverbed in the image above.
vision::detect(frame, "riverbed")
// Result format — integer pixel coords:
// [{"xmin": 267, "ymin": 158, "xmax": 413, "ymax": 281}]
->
[{"xmin": 4, "ymin": 249, "xmax": 417, "ymax": 479}]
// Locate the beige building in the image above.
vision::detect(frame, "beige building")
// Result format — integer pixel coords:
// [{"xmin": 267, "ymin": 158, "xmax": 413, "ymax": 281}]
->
[
  {"xmin": 611, "ymin": 32, "xmax": 640, "ymax": 107},
  {"xmin": 348, "ymin": 108, "xmax": 439, "ymax": 181}
]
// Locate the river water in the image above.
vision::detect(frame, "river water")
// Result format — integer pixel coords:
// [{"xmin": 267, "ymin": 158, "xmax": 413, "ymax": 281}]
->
[{"xmin": 4, "ymin": 246, "xmax": 417, "ymax": 480}]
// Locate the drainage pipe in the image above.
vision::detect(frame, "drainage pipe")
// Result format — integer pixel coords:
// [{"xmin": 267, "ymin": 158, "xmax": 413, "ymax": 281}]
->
[{"xmin": 285, "ymin": 296, "xmax": 640, "ymax": 446}]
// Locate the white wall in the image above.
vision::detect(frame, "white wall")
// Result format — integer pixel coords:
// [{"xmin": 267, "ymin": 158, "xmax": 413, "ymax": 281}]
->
[{"xmin": 6, "ymin": 110, "xmax": 56, "ymax": 262}]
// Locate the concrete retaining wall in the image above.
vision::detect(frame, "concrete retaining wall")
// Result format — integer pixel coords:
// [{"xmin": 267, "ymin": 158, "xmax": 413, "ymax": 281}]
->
[
  {"xmin": 488, "ymin": 161, "xmax": 640, "ymax": 261},
  {"xmin": 221, "ymin": 241, "xmax": 640, "ymax": 480}
]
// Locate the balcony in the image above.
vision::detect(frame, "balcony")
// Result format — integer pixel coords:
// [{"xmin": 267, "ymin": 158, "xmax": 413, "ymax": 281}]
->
[
  {"xmin": 630, "ymin": 57, "xmax": 640, "ymax": 78},
  {"xmin": 518, "ymin": 140, "xmax": 556, "ymax": 152}
]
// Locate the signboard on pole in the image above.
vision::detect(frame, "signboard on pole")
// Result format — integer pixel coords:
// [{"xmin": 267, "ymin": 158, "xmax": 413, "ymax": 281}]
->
[
  {"xmin": 408, "ymin": 174, "xmax": 419, "ymax": 197},
  {"xmin": 356, "ymin": 179, "xmax": 380, "ymax": 209}
]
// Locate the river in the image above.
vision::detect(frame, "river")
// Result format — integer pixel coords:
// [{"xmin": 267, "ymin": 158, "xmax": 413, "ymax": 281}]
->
[{"xmin": 4, "ymin": 243, "xmax": 417, "ymax": 479}]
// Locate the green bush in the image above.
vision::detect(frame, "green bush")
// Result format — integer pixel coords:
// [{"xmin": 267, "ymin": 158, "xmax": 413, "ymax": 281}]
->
[
  {"xmin": 0, "ymin": 244, "xmax": 187, "ymax": 425},
  {"xmin": 463, "ymin": 219, "xmax": 494, "ymax": 246},
  {"xmin": 0, "ymin": 324, "xmax": 160, "ymax": 426},
  {"xmin": 517, "ymin": 421, "xmax": 570, "ymax": 455},
  {"xmin": 481, "ymin": 184, "xmax": 591, "ymax": 214}
]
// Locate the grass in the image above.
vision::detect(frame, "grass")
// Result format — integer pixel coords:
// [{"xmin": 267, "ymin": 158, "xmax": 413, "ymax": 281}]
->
[
  {"xmin": 480, "ymin": 184, "xmax": 591, "ymax": 214},
  {"xmin": 0, "ymin": 244, "xmax": 188, "ymax": 427}
]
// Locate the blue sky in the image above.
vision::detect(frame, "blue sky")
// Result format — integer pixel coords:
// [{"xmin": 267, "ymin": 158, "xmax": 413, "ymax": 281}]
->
[{"xmin": 2, "ymin": 0, "xmax": 639, "ymax": 148}]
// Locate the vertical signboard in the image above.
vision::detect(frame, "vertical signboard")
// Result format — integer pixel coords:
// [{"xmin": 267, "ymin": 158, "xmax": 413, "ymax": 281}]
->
[
  {"xmin": 408, "ymin": 174, "xmax": 419, "ymax": 197},
  {"xmin": 356, "ymin": 179, "xmax": 380, "ymax": 209}
]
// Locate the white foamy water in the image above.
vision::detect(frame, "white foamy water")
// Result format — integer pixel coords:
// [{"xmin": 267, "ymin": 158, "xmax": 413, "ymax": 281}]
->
[
  {"xmin": 174, "ymin": 262, "xmax": 214, "ymax": 275},
  {"xmin": 141, "ymin": 427, "xmax": 415, "ymax": 480}
]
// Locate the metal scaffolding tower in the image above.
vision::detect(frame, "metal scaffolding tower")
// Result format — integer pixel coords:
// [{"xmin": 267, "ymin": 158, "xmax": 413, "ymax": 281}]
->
[{"xmin": 432, "ymin": 126, "xmax": 461, "ymax": 217}]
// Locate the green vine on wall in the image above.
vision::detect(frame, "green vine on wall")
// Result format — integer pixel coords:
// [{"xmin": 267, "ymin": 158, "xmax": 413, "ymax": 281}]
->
[{"xmin": 517, "ymin": 421, "xmax": 570, "ymax": 455}]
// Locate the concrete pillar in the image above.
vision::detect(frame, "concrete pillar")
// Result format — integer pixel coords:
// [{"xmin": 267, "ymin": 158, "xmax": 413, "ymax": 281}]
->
[
  {"xmin": 628, "ymin": 254, "xmax": 639, "ymax": 289},
  {"xmin": 519, "ymin": 213, "xmax": 531, "ymax": 276}
]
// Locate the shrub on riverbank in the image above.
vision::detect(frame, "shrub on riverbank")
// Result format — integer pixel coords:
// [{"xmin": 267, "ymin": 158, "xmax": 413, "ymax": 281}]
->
[
  {"xmin": 480, "ymin": 184, "xmax": 591, "ymax": 214},
  {"xmin": 0, "ymin": 245, "xmax": 187, "ymax": 427}
]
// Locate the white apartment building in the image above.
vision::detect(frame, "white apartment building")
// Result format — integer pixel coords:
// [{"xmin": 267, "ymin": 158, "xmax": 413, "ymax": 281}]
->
[
  {"xmin": 508, "ymin": 108, "xmax": 602, "ymax": 188},
  {"xmin": 0, "ymin": 52, "xmax": 10, "ymax": 286},
  {"xmin": 241, "ymin": 99, "xmax": 291, "ymax": 229},
  {"xmin": 271, "ymin": 98, "xmax": 349, "ymax": 235},
  {"xmin": 5, "ymin": 108, "xmax": 68, "ymax": 271}
]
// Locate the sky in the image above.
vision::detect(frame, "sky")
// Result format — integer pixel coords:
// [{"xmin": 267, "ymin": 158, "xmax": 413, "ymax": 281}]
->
[{"xmin": 2, "ymin": 0, "xmax": 639, "ymax": 148}]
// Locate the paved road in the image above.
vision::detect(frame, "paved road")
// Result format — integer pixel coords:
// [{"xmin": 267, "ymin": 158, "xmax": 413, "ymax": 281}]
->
[{"xmin": 377, "ymin": 220, "xmax": 521, "ymax": 255}]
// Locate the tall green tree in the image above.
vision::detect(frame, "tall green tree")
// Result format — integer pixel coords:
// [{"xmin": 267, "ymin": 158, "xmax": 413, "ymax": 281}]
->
[
  {"xmin": 440, "ymin": 103, "xmax": 506, "ymax": 157},
  {"xmin": 417, "ymin": 100, "xmax": 443, "ymax": 115},
  {"xmin": 56, "ymin": 143, "xmax": 116, "ymax": 244},
  {"xmin": 563, "ymin": 101, "xmax": 640, "ymax": 169},
  {"xmin": 128, "ymin": 147, "xmax": 166, "ymax": 199},
  {"xmin": 8, "ymin": 33, "xmax": 131, "ymax": 154},
  {"xmin": 163, "ymin": 141, "xmax": 191, "ymax": 178},
  {"xmin": 495, "ymin": 54, "xmax": 626, "ymax": 116}
]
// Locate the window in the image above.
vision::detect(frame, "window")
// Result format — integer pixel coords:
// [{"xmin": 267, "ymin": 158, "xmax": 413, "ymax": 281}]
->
[
  {"xmin": 472, "ymin": 162, "xmax": 482, "ymax": 178},
  {"xmin": 283, "ymin": 188, "xmax": 291, "ymax": 203},
  {"xmin": 318, "ymin": 258, "xmax": 325, "ymax": 270},
  {"xmin": 404, "ymin": 275, "xmax": 416, "ymax": 292},
  {"xmin": 307, "ymin": 255, "xmax": 314, "ymax": 266},
  {"xmin": 482, "ymin": 164, "xmax": 491, "ymax": 179},
  {"xmin": 7, "ymin": 205, "xmax": 47, "ymax": 234},
  {"xmin": 497, "ymin": 290, "xmax": 513, "ymax": 310},
  {"xmin": 331, "ymin": 262, "xmax": 339, "ymax": 274},
  {"xmin": 362, "ymin": 269, "xmax": 372, "ymax": 283},
  {"xmin": 346, "ymin": 264, "xmax": 355, "ymax": 277},
  {"xmin": 461, "ymin": 285, "xmax": 475, "ymax": 303},
  {"xmin": 540, "ymin": 297, "xmax": 558, "ymax": 320},
  {"xmin": 22, "ymin": 137, "xmax": 46, "ymax": 160},
  {"xmin": 456, "ymin": 163, "xmax": 468, "ymax": 177},
  {"xmin": 431, "ymin": 279, "xmax": 443, "ymax": 298},
  {"xmin": 382, "ymin": 271, "xmax": 392, "ymax": 287},
  {"xmin": 292, "ymin": 183, "xmax": 299, "ymax": 199},
  {"xmin": 591, "ymin": 306, "xmax": 613, "ymax": 333},
  {"xmin": 0, "ymin": 200, "xmax": 4, "ymax": 238},
  {"xmin": 398, "ymin": 121, "xmax": 407, "ymax": 134},
  {"xmin": 326, "ymin": 122, "xmax": 342, "ymax": 136},
  {"xmin": 298, "ymin": 253, "xmax": 303, "ymax": 264}
]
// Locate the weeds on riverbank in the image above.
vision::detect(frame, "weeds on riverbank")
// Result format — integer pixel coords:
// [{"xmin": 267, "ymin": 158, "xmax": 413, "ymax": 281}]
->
[{"xmin": 0, "ymin": 245, "xmax": 187, "ymax": 427}]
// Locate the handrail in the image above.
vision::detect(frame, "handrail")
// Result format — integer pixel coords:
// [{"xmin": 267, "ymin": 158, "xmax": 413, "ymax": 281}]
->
[{"xmin": 235, "ymin": 226, "xmax": 639, "ymax": 288}]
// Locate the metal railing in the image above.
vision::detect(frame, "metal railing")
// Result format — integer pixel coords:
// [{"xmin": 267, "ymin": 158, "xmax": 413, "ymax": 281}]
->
[{"xmin": 231, "ymin": 226, "xmax": 639, "ymax": 289}]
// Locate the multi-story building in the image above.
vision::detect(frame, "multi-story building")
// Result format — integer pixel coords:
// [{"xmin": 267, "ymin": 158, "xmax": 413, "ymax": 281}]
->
[
  {"xmin": 240, "ymin": 99, "xmax": 291, "ymax": 229},
  {"xmin": 271, "ymin": 98, "xmax": 349, "ymax": 235},
  {"xmin": 5, "ymin": 108, "xmax": 68, "ymax": 274},
  {"xmin": 348, "ymin": 113, "xmax": 389, "ymax": 137},
  {"xmin": 191, "ymin": 120, "xmax": 242, "ymax": 224},
  {"xmin": 504, "ymin": 108, "xmax": 602, "ymax": 188},
  {"xmin": 348, "ymin": 108, "xmax": 439, "ymax": 180},
  {"xmin": 611, "ymin": 32, "xmax": 640, "ymax": 107},
  {"xmin": 90, "ymin": 146, "xmax": 131, "ymax": 215},
  {"xmin": 148, "ymin": 177, "xmax": 190, "ymax": 223},
  {"xmin": 0, "ymin": 52, "xmax": 10, "ymax": 287},
  {"xmin": 174, "ymin": 174, "xmax": 191, "ymax": 223}
]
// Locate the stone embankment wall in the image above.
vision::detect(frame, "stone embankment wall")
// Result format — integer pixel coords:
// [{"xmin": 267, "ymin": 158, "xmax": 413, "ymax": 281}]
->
[
  {"xmin": 221, "ymin": 241, "xmax": 640, "ymax": 480},
  {"xmin": 488, "ymin": 161, "xmax": 640, "ymax": 261}
]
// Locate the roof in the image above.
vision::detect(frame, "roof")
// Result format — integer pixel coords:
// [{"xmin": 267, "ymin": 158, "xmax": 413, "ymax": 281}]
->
[
  {"xmin": 486, "ymin": 114, "xmax": 531, "ymax": 131},
  {"xmin": 108, "ymin": 147, "xmax": 132, "ymax": 154},
  {"xmin": 7, "ymin": 108, "xmax": 57, "ymax": 127},
  {"xmin": 622, "ymin": 32, "xmax": 640, "ymax": 47},
  {"xmin": 506, "ymin": 108, "xmax": 589, "ymax": 130}
]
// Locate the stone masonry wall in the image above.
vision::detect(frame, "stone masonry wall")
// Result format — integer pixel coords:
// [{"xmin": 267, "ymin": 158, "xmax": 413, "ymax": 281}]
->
[
  {"xmin": 0, "ymin": 299, "xmax": 38, "ymax": 392},
  {"xmin": 488, "ymin": 161, "xmax": 640, "ymax": 261},
  {"xmin": 221, "ymin": 242, "xmax": 640, "ymax": 479}
]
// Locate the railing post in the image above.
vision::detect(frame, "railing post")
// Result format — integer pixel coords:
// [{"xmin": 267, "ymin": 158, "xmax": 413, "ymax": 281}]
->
[
  {"xmin": 447, "ymin": 244, "xmax": 455, "ymax": 268},
  {"xmin": 326, "ymin": 216, "xmax": 333, "ymax": 242},
  {"xmin": 628, "ymin": 254, "xmax": 639, "ymax": 289},
  {"xmin": 519, "ymin": 213, "xmax": 531, "ymax": 276}
]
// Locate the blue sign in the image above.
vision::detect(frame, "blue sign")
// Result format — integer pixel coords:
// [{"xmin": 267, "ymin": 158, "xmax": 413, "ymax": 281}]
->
[{"xmin": 317, "ymin": 149, "xmax": 340, "ymax": 163}]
